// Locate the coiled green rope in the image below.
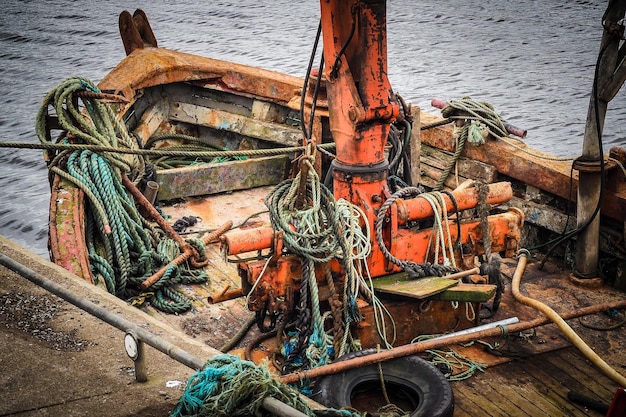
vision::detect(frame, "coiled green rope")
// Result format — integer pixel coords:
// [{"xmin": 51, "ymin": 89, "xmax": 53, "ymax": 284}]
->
[
  {"xmin": 171, "ymin": 354, "xmax": 361, "ymax": 417},
  {"xmin": 35, "ymin": 76, "xmax": 206, "ymax": 313}
]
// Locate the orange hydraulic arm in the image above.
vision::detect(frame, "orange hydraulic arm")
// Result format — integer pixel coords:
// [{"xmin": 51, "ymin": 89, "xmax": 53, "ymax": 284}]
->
[{"xmin": 320, "ymin": 0, "xmax": 398, "ymax": 205}]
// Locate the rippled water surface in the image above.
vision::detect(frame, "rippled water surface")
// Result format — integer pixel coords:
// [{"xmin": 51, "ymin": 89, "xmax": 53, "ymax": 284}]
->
[{"xmin": 0, "ymin": 0, "xmax": 624, "ymax": 256}]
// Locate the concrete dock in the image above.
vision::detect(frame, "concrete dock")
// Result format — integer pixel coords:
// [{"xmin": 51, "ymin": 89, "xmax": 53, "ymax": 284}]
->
[{"xmin": 0, "ymin": 236, "xmax": 222, "ymax": 417}]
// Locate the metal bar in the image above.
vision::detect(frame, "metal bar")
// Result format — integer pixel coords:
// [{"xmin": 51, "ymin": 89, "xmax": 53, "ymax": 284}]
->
[
  {"xmin": 428, "ymin": 317, "xmax": 519, "ymax": 341},
  {"xmin": 0, "ymin": 252, "xmax": 309, "ymax": 417},
  {"xmin": 279, "ymin": 297, "xmax": 626, "ymax": 385}
]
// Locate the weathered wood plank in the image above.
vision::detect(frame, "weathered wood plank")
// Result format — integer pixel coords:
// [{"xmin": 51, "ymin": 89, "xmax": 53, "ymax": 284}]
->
[
  {"xmin": 155, "ymin": 155, "xmax": 289, "ymax": 201},
  {"xmin": 170, "ymin": 101, "xmax": 301, "ymax": 147},
  {"xmin": 452, "ymin": 384, "xmax": 513, "ymax": 417},
  {"xmin": 421, "ymin": 143, "xmax": 498, "ymax": 185},
  {"xmin": 546, "ymin": 349, "xmax": 617, "ymax": 400},
  {"xmin": 372, "ymin": 275, "xmax": 458, "ymax": 299},
  {"xmin": 521, "ymin": 359, "xmax": 605, "ymax": 416},
  {"xmin": 503, "ymin": 196, "xmax": 573, "ymax": 234},
  {"xmin": 132, "ymin": 102, "xmax": 168, "ymax": 144},
  {"xmin": 408, "ymin": 107, "xmax": 421, "ymax": 187},
  {"xmin": 420, "ymin": 112, "xmax": 626, "ymax": 222},
  {"xmin": 474, "ymin": 372, "xmax": 552, "ymax": 416},
  {"xmin": 430, "ymin": 283, "xmax": 496, "ymax": 302}
]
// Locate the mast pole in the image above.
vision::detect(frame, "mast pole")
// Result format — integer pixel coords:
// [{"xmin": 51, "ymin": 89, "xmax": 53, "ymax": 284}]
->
[{"xmin": 574, "ymin": 1, "xmax": 626, "ymax": 280}]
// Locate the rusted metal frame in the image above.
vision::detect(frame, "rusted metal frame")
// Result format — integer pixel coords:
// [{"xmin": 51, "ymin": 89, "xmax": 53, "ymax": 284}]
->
[
  {"xmin": 234, "ymin": 211, "xmax": 522, "ymax": 302},
  {"xmin": 278, "ymin": 297, "xmax": 626, "ymax": 385},
  {"xmin": 140, "ymin": 220, "xmax": 233, "ymax": 290},
  {"xmin": 220, "ymin": 182, "xmax": 515, "ymax": 257},
  {"xmin": 239, "ymin": 255, "xmax": 330, "ymax": 314},
  {"xmin": 391, "ymin": 209, "xmax": 523, "ymax": 269}
]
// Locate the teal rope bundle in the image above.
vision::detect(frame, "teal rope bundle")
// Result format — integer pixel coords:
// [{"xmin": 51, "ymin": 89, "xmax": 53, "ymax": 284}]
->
[
  {"xmin": 171, "ymin": 354, "xmax": 360, "ymax": 417},
  {"xmin": 265, "ymin": 159, "xmax": 366, "ymax": 371},
  {"xmin": 35, "ymin": 76, "xmax": 207, "ymax": 313}
]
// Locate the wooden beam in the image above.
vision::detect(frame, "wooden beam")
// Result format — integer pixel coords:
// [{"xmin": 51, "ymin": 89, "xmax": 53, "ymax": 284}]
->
[
  {"xmin": 155, "ymin": 155, "xmax": 289, "ymax": 201},
  {"xmin": 420, "ymin": 112, "xmax": 626, "ymax": 222},
  {"xmin": 170, "ymin": 102, "xmax": 301, "ymax": 147}
]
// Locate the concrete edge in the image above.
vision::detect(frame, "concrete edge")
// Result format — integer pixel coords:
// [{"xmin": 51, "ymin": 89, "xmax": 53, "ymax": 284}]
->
[{"xmin": 0, "ymin": 235, "xmax": 222, "ymax": 365}]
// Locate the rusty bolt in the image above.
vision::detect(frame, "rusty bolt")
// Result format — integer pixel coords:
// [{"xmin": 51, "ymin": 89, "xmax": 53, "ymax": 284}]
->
[{"xmin": 348, "ymin": 107, "xmax": 358, "ymax": 122}]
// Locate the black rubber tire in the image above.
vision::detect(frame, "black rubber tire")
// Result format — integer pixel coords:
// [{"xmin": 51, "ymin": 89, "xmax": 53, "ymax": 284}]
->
[{"xmin": 311, "ymin": 348, "xmax": 454, "ymax": 417}]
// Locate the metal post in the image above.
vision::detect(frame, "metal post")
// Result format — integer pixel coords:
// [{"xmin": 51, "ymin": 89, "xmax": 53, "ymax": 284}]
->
[{"xmin": 575, "ymin": 2, "xmax": 626, "ymax": 279}]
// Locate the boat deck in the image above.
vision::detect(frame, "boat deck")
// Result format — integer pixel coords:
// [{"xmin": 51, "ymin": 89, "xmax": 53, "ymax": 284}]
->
[
  {"xmin": 450, "ymin": 256, "xmax": 626, "ymax": 417},
  {"xmin": 153, "ymin": 186, "xmax": 626, "ymax": 416},
  {"xmin": 453, "ymin": 346, "xmax": 619, "ymax": 416}
]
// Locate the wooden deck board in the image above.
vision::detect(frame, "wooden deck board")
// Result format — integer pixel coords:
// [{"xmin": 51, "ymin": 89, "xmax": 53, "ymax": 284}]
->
[
  {"xmin": 452, "ymin": 345, "xmax": 620, "ymax": 417},
  {"xmin": 521, "ymin": 359, "xmax": 599, "ymax": 416},
  {"xmin": 452, "ymin": 387, "xmax": 511, "ymax": 417},
  {"xmin": 544, "ymin": 350, "xmax": 617, "ymax": 400}
]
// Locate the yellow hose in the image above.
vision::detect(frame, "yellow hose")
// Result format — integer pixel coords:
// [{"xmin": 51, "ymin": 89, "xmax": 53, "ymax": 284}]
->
[{"xmin": 512, "ymin": 249, "xmax": 626, "ymax": 387}]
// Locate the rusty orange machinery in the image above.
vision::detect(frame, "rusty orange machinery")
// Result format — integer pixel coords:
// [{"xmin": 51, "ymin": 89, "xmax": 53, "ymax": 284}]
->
[
  {"xmin": 222, "ymin": 182, "xmax": 524, "ymax": 316},
  {"xmin": 219, "ymin": 0, "xmax": 524, "ymax": 341}
]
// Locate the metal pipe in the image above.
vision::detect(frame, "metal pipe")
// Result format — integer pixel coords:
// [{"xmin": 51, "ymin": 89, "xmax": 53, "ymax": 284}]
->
[
  {"xmin": 279, "ymin": 296, "xmax": 626, "ymax": 385},
  {"xmin": 142, "ymin": 180, "xmax": 159, "ymax": 206},
  {"xmin": 0, "ymin": 252, "xmax": 309, "ymax": 417},
  {"xmin": 391, "ymin": 181, "xmax": 513, "ymax": 224},
  {"xmin": 428, "ymin": 316, "xmax": 519, "ymax": 341},
  {"xmin": 440, "ymin": 267, "xmax": 480, "ymax": 281},
  {"xmin": 208, "ymin": 287, "xmax": 244, "ymax": 304}
]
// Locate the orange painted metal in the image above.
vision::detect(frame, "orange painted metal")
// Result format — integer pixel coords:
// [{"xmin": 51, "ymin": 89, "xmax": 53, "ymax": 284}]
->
[
  {"xmin": 239, "ymin": 254, "xmax": 331, "ymax": 313},
  {"xmin": 221, "ymin": 226, "xmax": 275, "ymax": 257},
  {"xmin": 207, "ymin": 287, "xmax": 244, "ymax": 304},
  {"xmin": 237, "ymin": 210, "xmax": 523, "ymax": 298},
  {"xmin": 319, "ymin": 0, "xmax": 398, "ymax": 204},
  {"xmin": 223, "ymin": 182, "xmax": 518, "ymax": 260},
  {"xmin": 396, "ymin": 181, "xmax": 513, "ymax": 223}
]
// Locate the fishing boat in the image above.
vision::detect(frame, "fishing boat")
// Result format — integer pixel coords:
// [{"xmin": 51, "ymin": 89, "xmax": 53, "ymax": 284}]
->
[{"xmin": 17, "ymin": 2, "xmax": 626, "ymax": 416}]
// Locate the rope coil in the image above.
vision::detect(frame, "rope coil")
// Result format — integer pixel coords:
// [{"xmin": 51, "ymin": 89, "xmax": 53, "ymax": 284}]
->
[{"xmin": 36, "ymin": 76, "xmax": 208, "ymax": 313}]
